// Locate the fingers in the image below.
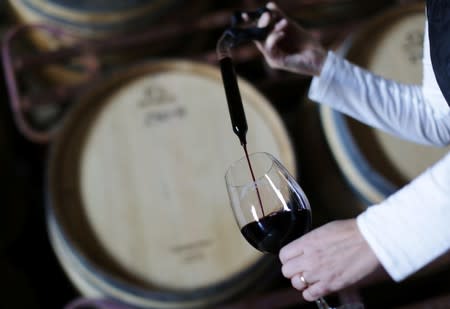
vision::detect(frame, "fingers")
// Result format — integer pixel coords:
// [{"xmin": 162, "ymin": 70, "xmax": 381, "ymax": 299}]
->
[
  {"xmin": 243, "ymin": 2, "xmax": 284, "ymax": 28},
  {"xmin": 266, "ymin": 2, "xmax": 277, "ymax": 10},
  {"xmin": 258, "ymin": 2, "xmax": 286, "ymax": 29},
  {"xmin": 257, "ymin": 11, "xmax": 271, "ymax": 28},
  {"xmin": 291, "ymin": 273, "xmax": 309, "ymax": 291},
  {"xmin": 266, "ymin": 2, "xmax": 285, "ymax": 18},
  {"xmin": 292, "ymin": 274, "xmax": 329, "ymax": 302},
  {"xmin": 279, "ymin": 237, "xmax": 303, "ymax": 263},
  {"xmin": 279, "ymin": 246, "xmax": 328, "ymax": 302},
  {"xmin": 265, "ymin": 30, "xmax": 285, "ymax": 51},
  {"xmin": 280, "ymin": 220, "xmax": 379, "ymax": 303},
  {"xmin": 303, "ymin": 288, "xmax": 316, "ymax": 302},
  {"xmin": 281, "ymin": 254, "xmax": 304, "ymax": 278},
  {"xmin": 292, "ymin": 273, "xmax": 329, "ymax": 302},
  {"xmin": 256, "ymin": 18, "xmax": 287, "ymax": 57},
  {"xmin": 303, "ymin": 282, "xmax": 329, "ymax": 302},
  {"xmin": 278, "ymin": 236, "xmax": 325, "ymax": 301},
  {"xmin": 274, "ymin": 18, "xmax": 288, "ymax": 31}
]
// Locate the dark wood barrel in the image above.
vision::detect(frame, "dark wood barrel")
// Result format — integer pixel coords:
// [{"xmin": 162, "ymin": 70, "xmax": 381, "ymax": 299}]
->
[
  {"xmin": 46, "ymin": 60, "xmax": 296, "ymax": 308},
  {"xmin": 278, "ymin": 0, "xmax": 395, "ymax": 27},
  {"xmin": 7, "ymin": 0, "xmax": 210, "ymax": 84},
  {"xmin": 8, "ymin": 0, "xmax": 184, "ymax": 47}
]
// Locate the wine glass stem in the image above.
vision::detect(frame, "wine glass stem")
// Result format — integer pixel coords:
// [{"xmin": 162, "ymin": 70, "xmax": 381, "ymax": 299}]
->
[{"xmin": 315, "ymin": 297, "xmax": 331, "ymax": 309}]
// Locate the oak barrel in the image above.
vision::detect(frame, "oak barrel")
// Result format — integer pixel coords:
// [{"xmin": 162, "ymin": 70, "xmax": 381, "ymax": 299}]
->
[
  {"xmin": 281, "ymin": 0, "xmax": 395, "ymax": 27},
  {"xmin": 7, "ymin": 0, "xmax": 210, "ymax": 84},
  {"xmin": 46, "ymin": 60, "xmax": 295, "ymax": 308},
  {"xmin": 8, "ymin": 0, "xmax": 180, "ymax": 47}
]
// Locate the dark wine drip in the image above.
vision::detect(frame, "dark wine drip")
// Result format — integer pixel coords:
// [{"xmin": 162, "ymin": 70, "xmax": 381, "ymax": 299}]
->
[{"xmin": 243, "ymin": 144, "xmax": 265, "ymax": 216}]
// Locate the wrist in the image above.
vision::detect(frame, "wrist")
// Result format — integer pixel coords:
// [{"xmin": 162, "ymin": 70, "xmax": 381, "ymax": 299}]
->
[
  {"xmin": 286, "ymin": 48, "xmax": 327, "ymax": 77},
  {"xmin": 312, "ymin": 48, "xmax": 327, "ymax": 76}
]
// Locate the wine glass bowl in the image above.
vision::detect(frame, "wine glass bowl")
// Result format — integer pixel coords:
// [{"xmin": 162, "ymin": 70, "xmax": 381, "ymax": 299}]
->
[
  {"xmin": 225, "ymin": 152, "xmax": 311, "ymax": 255},
  {"xmin": 225, "ymin": 152, "xmax": 365, "ymax": 309}
]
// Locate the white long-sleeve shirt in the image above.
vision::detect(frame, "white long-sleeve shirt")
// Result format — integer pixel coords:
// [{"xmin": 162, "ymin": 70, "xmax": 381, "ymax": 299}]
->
[{"xmin": 308, "ymin": 20, "xmax": 450, "ymax": 281}]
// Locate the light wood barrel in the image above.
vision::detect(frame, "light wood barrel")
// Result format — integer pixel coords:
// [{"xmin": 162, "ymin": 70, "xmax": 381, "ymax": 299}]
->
[
  {"xmin": 46, "ymin": 60, "xmax": 295, "ymax": 308},
  {"xmin": 320, "ymin": 3, "xmax": 450, "ymax": 206}
]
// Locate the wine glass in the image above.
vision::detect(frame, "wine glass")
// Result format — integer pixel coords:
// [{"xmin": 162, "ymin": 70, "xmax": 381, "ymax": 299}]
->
[{"xmin": 225, "ymin": 152, "xmax": 364, "ymax": 309}]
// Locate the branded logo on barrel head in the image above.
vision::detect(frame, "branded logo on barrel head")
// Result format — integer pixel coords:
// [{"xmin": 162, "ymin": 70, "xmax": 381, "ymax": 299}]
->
[{"xmin": 136, "ymin": 83, "xmax": 187, "ymax": 126}]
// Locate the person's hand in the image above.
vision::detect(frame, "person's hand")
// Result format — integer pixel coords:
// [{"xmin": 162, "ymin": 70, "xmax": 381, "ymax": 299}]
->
[
  {"xmin": 253, "ymin": 2, "xmax": 327, "ymax": 76},
  {"xmin": 279, "ymin": 219, "xmax": 380, "ymax": 301}
]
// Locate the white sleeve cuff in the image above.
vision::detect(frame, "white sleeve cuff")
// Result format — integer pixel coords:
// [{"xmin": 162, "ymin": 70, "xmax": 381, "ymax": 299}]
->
[
  {"xmin": 308, "ymin": 50, "xmax": 337, "ymax": 105},
  {"xmin": 356, "ymin": 152, "xmax": 450, "ymax": 281}
]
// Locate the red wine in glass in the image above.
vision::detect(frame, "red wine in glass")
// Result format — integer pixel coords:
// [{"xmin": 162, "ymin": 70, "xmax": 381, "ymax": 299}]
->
[
  {"xmin": 225, "ymin": 152, "xmax": 312, "ymax": 257},
  {"xmin": 225, "ymin": 152, "xmax": 311, "ymax": 249},
  {"xmin": 225, "ymin": 152, "xmax": 363, "ymax": 309},
  {"xmin": 241, "ymin": 205, "xmax": 311, "ymax": 255}
]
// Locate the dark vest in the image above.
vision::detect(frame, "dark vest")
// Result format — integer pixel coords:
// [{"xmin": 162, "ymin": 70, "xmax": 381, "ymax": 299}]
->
[{"xmin": 427, "ymin": 0, "xmax": 450, "ymax": 107}]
